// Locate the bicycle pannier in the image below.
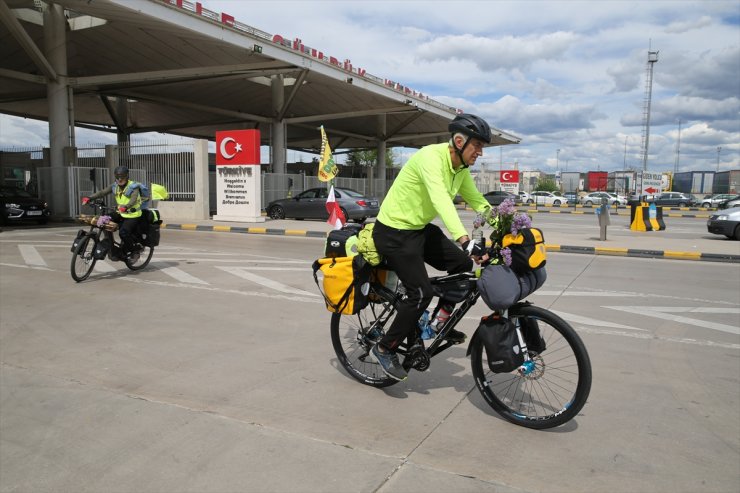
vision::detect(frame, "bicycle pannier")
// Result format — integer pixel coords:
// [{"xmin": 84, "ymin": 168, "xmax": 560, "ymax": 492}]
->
[
  {"xmin": 478, "ymin": 314, "xmax": 524, "ymax": 373},
  {"xmin": 477, "ymin": 263, "xmax": 546, "ymax": 310},
  {"xmin": 71, "ymin": 229, "xmax": 86, "ymax": 252},
  {"xmin": 140, "ymin": 209, "xmax": 162, "ymax": 247},
  {"xmin": 502, "ymin": 227, "xmax": 546, "ymax": 274},
  {"xmin": 312, "ymin": 255, "xmax": 371, "ymax": 315},
  {"xmin": 93, "ymin": 238, "xmax": 111, "ymax": 260}
]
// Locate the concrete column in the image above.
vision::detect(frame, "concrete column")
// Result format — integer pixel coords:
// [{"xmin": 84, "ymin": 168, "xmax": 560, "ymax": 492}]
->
[
  {"xmin": 271, "ymin": 75, "xmax": 286, "ymax": 174},
  {"xmin": 43, "ymin": 3, "xmax": 71, "ymax": 214},
  {"xmin": 376, "ymin": 114, "xmax": 387, "ymax": 196},
  {"xmin": 193, "ymin": 139, "xmax": 209, "ymax": 219}
]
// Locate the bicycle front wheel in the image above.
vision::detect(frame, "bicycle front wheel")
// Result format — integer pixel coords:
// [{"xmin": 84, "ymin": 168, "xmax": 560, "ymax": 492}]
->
[
  {"xmin": 70, "ymin": 235, "xmax": 97, "ymax": 282},
  {"xmin": 470, "ymin": 304, "xmax": 592, "ymax": 429},
  {"xmin": 330, "ymin": 295, "xmax": 400, "ymax": 388},
  {"xmin": 125, "ymin": 244, "xmax": 154, "ymax": 271}
]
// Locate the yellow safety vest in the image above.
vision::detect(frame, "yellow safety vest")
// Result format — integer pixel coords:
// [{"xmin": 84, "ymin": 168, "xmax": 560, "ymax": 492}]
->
[{"xmin": 115, "ymin": 180, "xmax": 143, "ymax": 219}]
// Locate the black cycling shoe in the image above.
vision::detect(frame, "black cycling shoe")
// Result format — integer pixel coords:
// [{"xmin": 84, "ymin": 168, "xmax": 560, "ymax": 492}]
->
[
  {"xmin": 443, "ymin": 328, "xmax": 467, "ymax": 344},
  {"xmin": 371, "ymin": 344, "xmax": 408, "ymax": 381}
]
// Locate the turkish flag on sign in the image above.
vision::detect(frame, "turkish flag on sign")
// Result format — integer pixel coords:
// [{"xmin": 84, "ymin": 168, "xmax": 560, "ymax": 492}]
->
[
  {"xmin": 216, "ymin": 130, "xmax": 260, "ymax": 165},
  {"xmin": 500, "ymin": 170, "xmax": 520, "ymax": 183}
]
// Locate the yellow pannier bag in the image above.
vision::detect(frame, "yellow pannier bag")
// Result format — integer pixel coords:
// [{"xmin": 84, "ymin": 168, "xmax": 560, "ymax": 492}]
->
[
  {"xmin": 312, "ymin": 255, "xmax": 371, "ymax": 315},
  {"xmin": 501, "ymin": 227, "xmax": 547, "ymax": 274}
]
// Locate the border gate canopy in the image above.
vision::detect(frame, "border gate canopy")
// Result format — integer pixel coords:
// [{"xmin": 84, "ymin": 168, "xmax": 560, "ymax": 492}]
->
[{"xmin": 0, "ymin": 0, "xmax": 520, "ymax": 152}]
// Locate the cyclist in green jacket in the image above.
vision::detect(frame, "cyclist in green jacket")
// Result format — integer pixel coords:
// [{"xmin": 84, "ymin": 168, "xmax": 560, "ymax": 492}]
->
[{"xmin": 371, "ymin": 113, "xmax": 493, "ymax": 381}]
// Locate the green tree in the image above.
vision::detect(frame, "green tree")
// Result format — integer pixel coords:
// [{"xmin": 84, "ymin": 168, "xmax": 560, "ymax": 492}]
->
[
  {"xmin": 534, "ymin": 178, "xmax": 559, "ymax": 192},
  {"xmin": 346, "ymin": 148, "xmax": 396, "ymax": 168}
]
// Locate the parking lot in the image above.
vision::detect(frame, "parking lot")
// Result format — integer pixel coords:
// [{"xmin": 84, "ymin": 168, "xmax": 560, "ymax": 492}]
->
[{"xmin": 1, "ymin": 219, "xmax": 739, "ymax": 493}]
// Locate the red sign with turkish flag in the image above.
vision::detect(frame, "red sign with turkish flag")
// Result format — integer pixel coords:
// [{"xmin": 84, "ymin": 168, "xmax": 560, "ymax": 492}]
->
[
  {"xmin": 500, "ymin": 170, "xmax": 520, "ymax": 183},
  {"xmin": 216, "ymin": 129, "xmax": 260, "ymax": 165}
]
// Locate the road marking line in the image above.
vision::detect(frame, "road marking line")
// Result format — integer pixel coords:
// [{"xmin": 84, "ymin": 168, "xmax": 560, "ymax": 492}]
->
[
  {"xmin": 216, "ymin": 265, "xmax": 318, "ymax": 296},
  {"xmin": 18, "ymin": 245, "xmax": 46, "ymax": 267},
  {"xmin": 644, "ymin": 307, "xmax": 740, "ymax": 314},
  {"xmin": 154, "ymin": 263, "xmax": 210, "ymax": 284},
  {"xmin": 550, "ymin": 310, "xmax": 647, "ymax": 331},
  {"xmin": 536, "ymin": 290, "xmax": 640, "ymax": 297},
  {"xmin": 604, "ymin": 305, "xmax": 740, "ymax": 335}
]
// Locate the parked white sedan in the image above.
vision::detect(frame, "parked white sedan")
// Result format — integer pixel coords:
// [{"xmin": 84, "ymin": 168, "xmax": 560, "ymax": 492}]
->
[{"xmin": 530, "ymin": 191, "xmax": 569, "ymax": 206}]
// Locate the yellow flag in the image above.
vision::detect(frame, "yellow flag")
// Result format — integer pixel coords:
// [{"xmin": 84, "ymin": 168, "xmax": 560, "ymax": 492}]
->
[{"xmin": 318, "ymin": 126, "xmax": 338, "ymax": 182}]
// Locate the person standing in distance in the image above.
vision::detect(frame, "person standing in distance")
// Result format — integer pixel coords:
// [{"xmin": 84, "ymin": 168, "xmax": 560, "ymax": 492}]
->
[{"xmin": 370, "ymin": 113, "xmax": 493, "ymax": 381}]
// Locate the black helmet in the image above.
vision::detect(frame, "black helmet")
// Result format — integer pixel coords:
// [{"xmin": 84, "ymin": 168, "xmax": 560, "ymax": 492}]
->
[
  {"xmin": 114, "ymin": 165, "xmax": 129, "ymax": 178},
  {"xmin": 448, "ymin": 113, "xmax": 492, "ymax": 144}
]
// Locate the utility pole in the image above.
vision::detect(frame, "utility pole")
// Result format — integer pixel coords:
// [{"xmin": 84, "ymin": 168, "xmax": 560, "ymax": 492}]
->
[
  {"xmin": 717, "ymin": 147, "xmax": 722, "ymax": 172},
  {"xmin": 623, "ymin": 136, "xmax": 628, "ymax": 169},
  {"xmin": 674, "ymin": 119, "xmax": 682, "ymax": 174},
  {"xmin": 640, "ymin": 47, "xmax": 659, "ymax": 170}
]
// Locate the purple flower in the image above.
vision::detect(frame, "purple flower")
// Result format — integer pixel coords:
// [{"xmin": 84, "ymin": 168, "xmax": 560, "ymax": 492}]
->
[
  {"xmin": 497, "ymin": 198, "xmax": 516, "ymax": 216},
  {"xmin": 97, "ymin": 215, "xmax": 111, "ymax": 227},
  {"xmin": 511, "ymin": 213, "xmax": 532, "ymax": 236},
  {"xmin": 501, "ymin": 247, "xmax": 513, "ymax": 266}
]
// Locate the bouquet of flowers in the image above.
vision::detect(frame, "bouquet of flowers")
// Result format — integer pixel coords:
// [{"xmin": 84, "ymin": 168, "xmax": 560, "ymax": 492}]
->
[
  {"xmin": 96, "ymin": 215, "xmax": 112, "ymax": 227},
  {"xmin": 474, "ymin": 198, "xmax": 532, "ymax": 266}
]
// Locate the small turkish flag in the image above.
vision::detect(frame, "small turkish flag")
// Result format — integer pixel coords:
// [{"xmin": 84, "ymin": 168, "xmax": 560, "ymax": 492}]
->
[{"xmin": 326, "ymin": 186, "xmax": 345, "ymax": 230}]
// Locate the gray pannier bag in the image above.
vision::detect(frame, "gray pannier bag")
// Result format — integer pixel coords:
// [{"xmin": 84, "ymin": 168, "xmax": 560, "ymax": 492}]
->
[{"xmin": 477, "ymin": 264, "xmax": 547, "ymax": 311}]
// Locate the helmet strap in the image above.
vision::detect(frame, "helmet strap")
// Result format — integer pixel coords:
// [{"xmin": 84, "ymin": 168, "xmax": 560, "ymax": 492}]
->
[{"xmin": 454, "ymin": 136, "xmax": 471, "ymax": 168}]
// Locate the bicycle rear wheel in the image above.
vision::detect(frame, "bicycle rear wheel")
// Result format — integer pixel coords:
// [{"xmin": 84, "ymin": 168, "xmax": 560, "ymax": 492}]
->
[
  {"xmin": 470, "ymin": 304, "xmax": 592, "ymax": 429},
  {"xmin": 70, "ymin": 235, "xmax": 97, "ymax": 282},
  {"xmin": 330, "ymin": 293, "xmax": 400, "ymax": 388},
  {"xmin": 125, "ymin": 243, "xmax": 154, "ymax": 271}
]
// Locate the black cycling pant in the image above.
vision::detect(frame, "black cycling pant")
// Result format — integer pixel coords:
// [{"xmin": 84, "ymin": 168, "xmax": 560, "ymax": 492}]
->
[
  {"xmin": 112, "ymin": 213, "xmax": 141, "ymax": 253},
  {"xmin": 372, "ymin": 221, "xmax": 472, "ymax": 350}
]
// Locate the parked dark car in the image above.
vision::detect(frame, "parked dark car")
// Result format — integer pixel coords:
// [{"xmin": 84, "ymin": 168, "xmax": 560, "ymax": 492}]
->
[
  {"xmin": 266, "ymin": 187, "xmax": 379, "ymax": 222},
  {"xmin": 650, "ymin": 192, "xmax": 696, "ymax": 207},
  {"xmin": 482, "ymin": 190, "xmax": 520, "ymax": 206},
  {"xmin": 707, "ymin": 206, "xmax": 740, "ymax": 240},
  {"xmin": 0, "ymin": 186, "xmax": 51, "ymax": 225}
]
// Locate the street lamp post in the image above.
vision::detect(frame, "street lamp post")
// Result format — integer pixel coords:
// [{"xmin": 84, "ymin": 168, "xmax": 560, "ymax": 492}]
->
[
  {"xmin": 556, "ymin": 148, "xmax": 561, "ymax": 172},
  {"xmin": 717, "ymin": 146, "xmax": 722, "ymax": 172}
]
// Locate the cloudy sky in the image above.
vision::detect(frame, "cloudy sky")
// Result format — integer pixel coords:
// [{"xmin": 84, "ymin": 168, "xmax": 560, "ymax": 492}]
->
[{"xmin": 1, "ymin": 0, "xmax": 738, "ymax": 174}]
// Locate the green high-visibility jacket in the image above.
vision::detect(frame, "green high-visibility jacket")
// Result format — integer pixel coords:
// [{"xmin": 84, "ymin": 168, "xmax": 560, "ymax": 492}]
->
[{"xmin": 377, "ymin": 143, "xmax": 490, "ymax": 241}]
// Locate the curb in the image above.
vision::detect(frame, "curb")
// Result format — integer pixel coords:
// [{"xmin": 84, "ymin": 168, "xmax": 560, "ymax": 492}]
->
[{"xmin": 162, "ymin": 223, "xmax": 740, "ymax": 264}]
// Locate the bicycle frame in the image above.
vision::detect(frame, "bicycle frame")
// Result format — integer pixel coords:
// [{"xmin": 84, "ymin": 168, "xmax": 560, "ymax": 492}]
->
[{"xmin": 372, "ymin": 271, "xmax": 531, "ymax": 371}]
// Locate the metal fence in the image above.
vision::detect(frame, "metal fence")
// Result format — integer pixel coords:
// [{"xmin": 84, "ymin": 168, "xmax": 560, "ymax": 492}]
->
[{"xmin": 118, "ymin": 142, "xmax": 196, "ymax": 201}]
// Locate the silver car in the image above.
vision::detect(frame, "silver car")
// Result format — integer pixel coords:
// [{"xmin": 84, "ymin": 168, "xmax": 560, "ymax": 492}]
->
[
  {"xmin": 266, "ymin": 187, "xmax": 379, "ymax": 222},
  {"xmin": 707, "ymin": 206, "xmax": 740, "ymax": 240},
  {"xmin": 580, "ymin": 192, "xmax": 618, "ymax": 206},
  {"xmin": 699, "ymin": 194, "xmax": 736, "ymax": 208}
]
